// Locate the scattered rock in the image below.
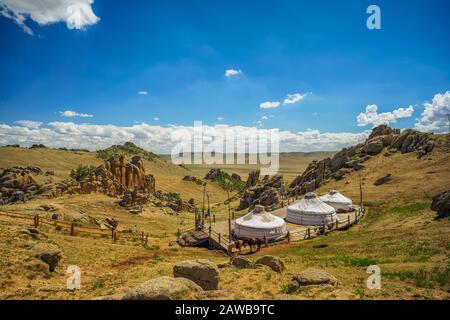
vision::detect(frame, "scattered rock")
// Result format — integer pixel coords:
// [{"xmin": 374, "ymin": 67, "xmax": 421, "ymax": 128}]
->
[
  {"xmin": 121, "ymin": 276, "xmax": 203, "ymax": 300},
  {"xmin": 255, "ymin": 255, "xmax": 285, "ymax": 273},
  {"xmin": 173, "ymin": 259, "xmax": 220, "ymax": 290},
  {"xmin": 230, "ymin": 256, "xmax": 253, "ymax": 268},
  {"xmin": 287, "ymin": 268, "xmax": 337, "ymax": 293},
  {"xmin": 374, "ymin": 173, "xmax": 392, "ymax": 186},
  {"xmin": 34, "ymin": 245, "xmax": 62, "ymax": 272},
  {"xmin": 431, "ymin": 190, "xmax": 450, "ymax": 219}
]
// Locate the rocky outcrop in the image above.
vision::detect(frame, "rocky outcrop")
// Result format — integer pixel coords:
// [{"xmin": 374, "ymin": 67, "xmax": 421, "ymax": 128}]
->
[
  {"xmin": 81, "ymin": 155, "xmax": 155, "ymax": 196},
  {"xmin": 119, "ymin": 190, "xmax": 195, "ymax": 214},
  {"xmin": 287, "ymin": 268, "xmax": 337, "ymax": 292},
  {"xmin": 204, "ymin": 168, "xmax": 244, "ymax": 191},
  {"xmin": 121, "ymin": 276, "xmax": 203, "ymax": 300},
  {"xmin": 255, "ymin": 255, "xmax": 285, "ymax": 273},
  {"xmin": 431, "ymin": 190, "xmax": 450, "ymax": 219},
  {"xmin": 0, "ymin": 155, "xmax": 156, "ymax": 204},
  {"xmin": 173, "ymin": 259, "xmax": 220, "ymax": 290},
  {"xmin": 238, "ymin": 174, "xmax": 283, "ymax": 211},
  {"xmin": 288, "ymin": 125, "xmax": 436, "ymax": 196},
  {"xmin": 246, "ymin": 170, "xmax": 260, "ymax": 188}
]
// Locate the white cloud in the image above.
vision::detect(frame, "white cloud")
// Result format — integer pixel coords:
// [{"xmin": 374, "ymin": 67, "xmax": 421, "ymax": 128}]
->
[
  {"xmin": 59, "ymin": 110, "xmax": 94, "ymax": 118},
  {"xmin": 259, "ymin": 101, "xmax": 280, "ymax": 109},
  {"xmin": 283, "ymin": 93, "xmax": 306, "ymax": 105},
  {"xmin": 225, "ymin": 69, "xmax": 242, "ymax": 77},
  {"xmin": 217, "ymin": 117, "xmax": 223, "ymax": 121},
  {"xmin": 154, "ymin": 117, "xmax": 159, "ymax": 121},
  {"xmin": 260, "ymin": 116, "xmax": 268, "ymax": 120},
  {"xmin": 415, "ymin": 91, "xmax": 450, "ymax": 133},
  {"xmin": 138, "ymin": 91, "xmax": 148, "ymax": 96},
  {"xmin": 0, "ymin": 0, "xmax": 99, "ymax": 35},
  {"xmin": 357, "ymin": 104, "xmax": 414, "ymax": 127},
  {"xmin": 2, "ymin": 121, "xmax": 370, "ymax": 153},
  {"xmin": 14, "ymin": 120, "xmax": 42, "ymax": 129}
]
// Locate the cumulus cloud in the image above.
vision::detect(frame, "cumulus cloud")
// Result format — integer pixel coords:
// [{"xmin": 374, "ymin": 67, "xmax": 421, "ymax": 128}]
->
[
  {"xmin": 14, "ymin": 120, "xmax": 42, "ymax": 129},
  {"xmin": 138, "ymin": 91, "xmax": 148, "ymax": 96},
  {"xmin": 225, "ymin": 69, "xmax": 242, "ymax": 77},
  {"xmin": 415, "ymin": 91, "xmax": 450, "ymax": 133},
  {"xmin": 0, "ymin": 0, "xmax": 99, "ymax": 35},
  {"xmin": 357, "ymin": 104, "xmax": 414, "ymax": 127},
  {"xmin": 1, "ymin": 121, "xmax": 370, "ymax": 153},
  {"xmin": 154, "ymin": 117, "xmax": 159, "ymax": 121},
  {"xmin": 217, "ymin": 117, "xmax": 223, "ymax": 121},
  {"xmin": 259, "ymin": 101, "xmax": 280, "ymax": 109},
  {"xmin": 59, "ymin": 110, "xmax": 94, "ymax": 118},
  {"xmin": 260, "ymin": 116, "xmax": 268, "ymax": 120},
  {"xmin": 283, "ymin": 93, "xmax": 306, "ymax": 105}
]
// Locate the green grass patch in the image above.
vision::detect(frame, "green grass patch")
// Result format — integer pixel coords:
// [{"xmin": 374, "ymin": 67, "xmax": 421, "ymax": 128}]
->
[
  {"xmin": 333, "ymin": 255, "xmax": 378, "ymax": 267},
  {"xmin": 384, "ymin": 267, "xmax": 449, "ymax": 288},
  {"xmin": 391, "ymin": 203, "xmax": 428, "ymax": 216}
]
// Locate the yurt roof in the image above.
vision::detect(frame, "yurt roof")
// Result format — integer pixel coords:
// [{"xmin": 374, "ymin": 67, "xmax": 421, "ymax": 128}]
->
[
  {"xmin": 235, "ymin": 207, "xmax": 285, "ymax": 229},
  {"xmin": 288, "ymin": 192, "xmax": 336, "ymax": 215},
  {"xmin": 319, "ymin": 190, "xmax": 352, "ymax": 205}
]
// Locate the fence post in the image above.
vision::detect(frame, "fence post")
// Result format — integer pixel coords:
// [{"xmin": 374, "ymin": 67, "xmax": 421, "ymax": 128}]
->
[
  {"xmin": 34, "ymin": 215, "xmax": 38, "ymax": 228},
  {"xmin": 218, "ymin": 233, "xmax": 221, "ymax": 245},
  {"xmin": 36, "ymin": 214, "xmax": 39, "ymax": 227},
  {"xmin": 209, "ymin": 226, "xmax": 211, "ymax": 237},
  {"xmin": 287, "ymin": 231, "xmax": 290, "ymax": 242},
  {"xmin": 347, "ymin": 215, "xmax": 350, "ymax": 226},
  {"xmin": 177, "ymin": 229, "xmax": 180, "ymax": 240},
  {"xmin": 141, "ymin": 231, "xmax": 144, "ymax": 244},
  {"xmin": 70, "ymin": 224, "xmax": 74, "ymax": 236},
  {"xmin": 113, "ymin": 231, "xmax": 117, "ymax": 243},
  {"xmin": 213, "ymin": 214, "xmax": 216, "ymax": 223},
  {"xmin": 307, "ymin": 228, "xmax": 310, "ymax": 239},
  {"xmin": 145, "ymin": 234, "xmax": 148, "ymax": 245}
]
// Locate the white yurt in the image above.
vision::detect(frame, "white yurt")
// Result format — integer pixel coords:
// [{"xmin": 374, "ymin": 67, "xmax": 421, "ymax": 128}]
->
[
  {"xmin": 286, "ymin": 192, "xmax": 338, "ymax": 226},
  {"xmin": 319, "ymin": 190, "xmax": 353, "ymax": 212},
  {"xmin": 234, "ymin": 205, "xmax": 287, "ymax": 241}
]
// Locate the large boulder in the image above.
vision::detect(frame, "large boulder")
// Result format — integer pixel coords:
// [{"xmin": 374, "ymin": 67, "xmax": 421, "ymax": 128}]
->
[
  {"xmin": 34, "ymin": 245, "xmax": 62, "ymax": 272},
  {"xmin": 230, "ymin": 256, "xmax": 253, "ymax": 268},
  {"xmin": 173, "ymin": 259, "xmax": 220, "ymax": 290},
  {"xmin": 362, "ymin": 138, "xmax": 384, "ymax": 155},
  {"xmin": 121, "ymin": 276, "xmax": 202, "ymax": 300},
  {"xmin": 431, "ymin": 190, "xmax": 450, "ymax": 219},
  {"xmin": 255, "ymin": 255, "xmax": 285, "ymax": 273},
  {"xmin": 287, "ymin": 268, "xmax": 337, "ymax": 293}
]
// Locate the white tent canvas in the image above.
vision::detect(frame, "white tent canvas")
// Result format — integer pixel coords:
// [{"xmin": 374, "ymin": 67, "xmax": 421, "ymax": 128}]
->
[
  {"xmin": 319, "ymin": 190, "xmax": 353, "ymax": 212},
  {"xmin": 234, "ymin": 205, "xmax": 287, "ymax": 241},
  {"xmin": 286, "ymin": 192, "xmax": 338, "ymax": 226}
]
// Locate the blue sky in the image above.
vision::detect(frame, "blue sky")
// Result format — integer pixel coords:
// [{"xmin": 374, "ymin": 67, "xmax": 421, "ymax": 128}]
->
[{"xmin": 0, "ymin": 0, "xmax": 449, "ymax": 152}]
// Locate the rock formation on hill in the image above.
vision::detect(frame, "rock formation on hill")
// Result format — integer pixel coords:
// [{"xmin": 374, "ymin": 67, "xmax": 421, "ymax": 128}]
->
[
  {"xmin": 237, "ymin": 174, "xmax": 284, "ymax": 211},
  {"xmin": 289, "ymin": 125, "xmax": 436, "ymax": 196},
  {"xmin": 204, "ymin": 168, "xmax": 244, "ymax": 191},
  {"xmin": 81, "ymin": 155, "xmax": 155, "ymax": 196},
  {"xmin": 0, "ymin": 155, "xmax": 155, "ymax": 204}
]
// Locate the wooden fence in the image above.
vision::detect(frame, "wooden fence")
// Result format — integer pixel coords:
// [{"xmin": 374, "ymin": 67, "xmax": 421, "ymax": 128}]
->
[{"xmin": 0, "ymin": 211, "xmax": 152, "ymax": 246}]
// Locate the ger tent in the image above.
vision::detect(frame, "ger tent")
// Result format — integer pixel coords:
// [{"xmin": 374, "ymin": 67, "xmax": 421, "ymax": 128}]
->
[
  {"xmin": 234, "ymin": 205, "xmax": 287, "ymax": 241},
  {"xmin": 286, "ymin": 192, "xmax": 338, "ymax": 226},
  {"xmin": 319, "ymin": 190, "xmax": 353, "ymax": 212}
]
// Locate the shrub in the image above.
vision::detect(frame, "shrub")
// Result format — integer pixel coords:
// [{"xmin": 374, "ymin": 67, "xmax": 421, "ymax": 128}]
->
[{"xmin": 70, "ymin": 164, "xmax": 96, "ymax": 182}]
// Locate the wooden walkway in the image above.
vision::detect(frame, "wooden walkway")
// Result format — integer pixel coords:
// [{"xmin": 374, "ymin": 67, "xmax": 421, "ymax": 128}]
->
[{"xmin": 178, "ymin": 205, "xmax": 365, "ymax": 255}]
